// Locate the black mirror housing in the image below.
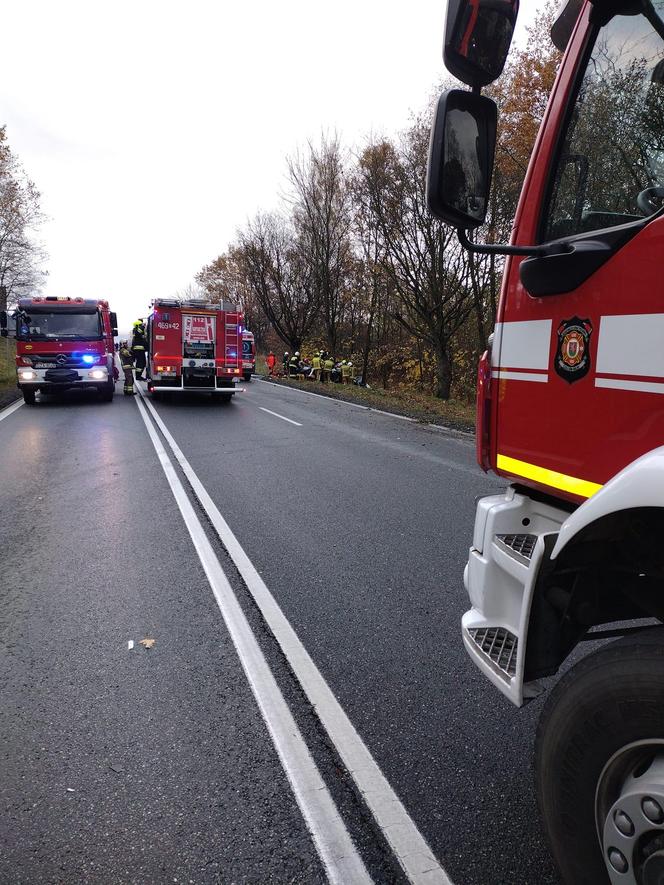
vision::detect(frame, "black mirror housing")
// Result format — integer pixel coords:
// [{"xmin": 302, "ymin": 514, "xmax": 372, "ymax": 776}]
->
[
  {"xmin": 444, "ymin": 0, "xmax": 519, "ymax": 88},
  {"xmin": 427, "ymin": 89, "xmax": 498, "ymax": 229},
  {"xmin": 109, "ymin": 312, "xmax": 118, "ymax": 337}
]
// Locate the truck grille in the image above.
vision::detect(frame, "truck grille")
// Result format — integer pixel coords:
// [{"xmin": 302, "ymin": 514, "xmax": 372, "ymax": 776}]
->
[
  {"xmin": 29, "ymin": 353, "xmax": 96, "ymax": 368},
  {"xmin": 468, "ymin": 627, "xmax": 518, "ymax": 677},
  {"xmin": 495, "ymin": 533, "xmax": 537, "ymax": 561}
]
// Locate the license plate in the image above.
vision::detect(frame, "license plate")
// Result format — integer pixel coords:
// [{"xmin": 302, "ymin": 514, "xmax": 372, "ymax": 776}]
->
[{"xmin": 34, "ymin": 362, "xmax": 57, "ymax": 368}]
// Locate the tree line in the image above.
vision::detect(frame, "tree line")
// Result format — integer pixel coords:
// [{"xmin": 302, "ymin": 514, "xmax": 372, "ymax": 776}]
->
[
  {"xmin": 0, "ymin": 127, "xmax": 47, "ymax": 311},
  {"xmin": 194, "ymin": 6, "xmax": 559, "ymax": 401}
]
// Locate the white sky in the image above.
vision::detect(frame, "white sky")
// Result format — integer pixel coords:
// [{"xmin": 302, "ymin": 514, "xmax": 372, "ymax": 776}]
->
[{"xmin": 1, "ymin": 0, "xmax": 545, "ymax": 330}]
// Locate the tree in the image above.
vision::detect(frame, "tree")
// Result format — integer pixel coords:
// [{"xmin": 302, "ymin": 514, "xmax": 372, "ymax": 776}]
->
[
  {"xmin": 0, "ymin": 127, "xmax": 47, "ymax": 306},
  {"xmin": 359, "ymin": 125, "xmax": 475, "ymax": 399},
  {"xmin": 196, "ymin": 251, "xmax": 271, "ymax": 349},
  {"xmin": 287, "ymin": 135, "xmax": 352, "ymax": 353},
  {"xmin": 236, "ymin": 212, "xmax": 320, "ymax": 353}
]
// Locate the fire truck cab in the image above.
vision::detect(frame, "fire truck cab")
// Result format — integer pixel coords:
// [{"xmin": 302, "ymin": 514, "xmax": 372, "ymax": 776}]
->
[
  {"xmin": 428, "ymin": 1, "xmax": 664, "ymax": 882},
  {"xmin": 241, "ymin": 330, "xmax": 255, "ymax": 382},
  {"xmin": 1, "ymin": 296, "xmax": 118, "ymax": 404},
  {"xmin": 146, "ymin": 298, "xmax": 243, "ymax": 400}
]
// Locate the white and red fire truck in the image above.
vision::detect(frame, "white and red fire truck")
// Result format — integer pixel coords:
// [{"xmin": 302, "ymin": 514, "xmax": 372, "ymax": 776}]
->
[
  {"xmin": 146, "ymin": 298, "xmax": 243, "ymax": 400},
  {"xmin": 1, "ymin": 296, "xmax": 118, "ymax": 404},
  {"xmin": 241, "ymin": 329, "xmax": 255, "ymax": 382},
  {"xmin": 428, "ymin": 1, "xmax": 664, "ymax": 881}
]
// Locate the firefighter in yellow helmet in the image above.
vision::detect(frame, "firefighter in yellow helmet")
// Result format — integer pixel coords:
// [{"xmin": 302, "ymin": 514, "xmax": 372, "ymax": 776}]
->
[
  {"xmin": 119, "ymin": 341, "xmax": 135, "ymax": 395},
  {"xmin": 131, "ymin": 319, "xmax": 148, "ymax": 381}
]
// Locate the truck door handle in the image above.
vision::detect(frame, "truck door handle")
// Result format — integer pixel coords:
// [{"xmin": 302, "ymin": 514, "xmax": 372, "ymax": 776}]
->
[
  {"xmin": 519, "ymin": 224, "xmax": 644, "ymax": 297},
  {"xmin": 519, "ymin": 240, "xmax": 614, "ymax": 296}
]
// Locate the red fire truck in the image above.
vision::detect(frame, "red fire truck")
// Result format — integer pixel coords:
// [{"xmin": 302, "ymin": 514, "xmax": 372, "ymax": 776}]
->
[
  {"xmin": 146, "ymin": 298, "xmax": 243, "ymax": 400},
  {"xmin": 241, "ymin": 330, "xmax": 255, "ymax": 382},
  {"xmin": 0, "ymin": 296, "xmax": 118, "ymax": 404},
  {"xmin": 428, "ymin": 1, "xmax": 664, "ymax": 881}
]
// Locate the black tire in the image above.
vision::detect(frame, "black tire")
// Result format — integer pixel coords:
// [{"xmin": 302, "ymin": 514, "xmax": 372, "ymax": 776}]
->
[
  {"xmin": 99, "ymin": 383, "xmax": 114, "ymax": 402},
  {"xmin": 244, "ymin": 372, "xmax": 252, "ymax": 382},
  {"xmin": 219, "ymin": 394, "xmax": 233, "ymax": 404},
  {"xmin": 22, "ymin": 388, "xmax": 36, "ymax": 405},
  {"xmin": 535, "ymin": 628, "xmax": 664, "ymax": 885}
]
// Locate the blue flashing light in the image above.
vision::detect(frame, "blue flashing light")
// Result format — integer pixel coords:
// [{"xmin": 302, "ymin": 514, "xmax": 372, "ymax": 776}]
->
[{"xmin": 82, "ymin": 354, "xmax": 96, "ymax": 365}]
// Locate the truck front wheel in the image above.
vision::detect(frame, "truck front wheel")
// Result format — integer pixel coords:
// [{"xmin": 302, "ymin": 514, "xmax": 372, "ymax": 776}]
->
[
  {"xmin": 535, "ymin": 628, "xmax": 664, "ymax": 885},
  {"xmin": 22, "ymin": 388, "xmax": 36, "ymax": 405},
  {"xmin": 99, "ymin": 383, "xmax": 115, "ymax": 402}
]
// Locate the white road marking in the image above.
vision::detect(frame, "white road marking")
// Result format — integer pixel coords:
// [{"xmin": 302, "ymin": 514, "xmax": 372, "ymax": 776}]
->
[
  {"xmin": 0, "ymin": 399, "xmax": 24, "ymax": 423},
  {"xmin": 258, "ymin": 406, "xmax": 303, "ymax": 426},
  {"xmin": 368, "ymin": 408, "xmax": 414, "ymax": 422},
  {"xmin": 138, "ymin": 387, "xmax": 454, "ymax": 885},
  {"xmin": 127, "ymin": 640, "xmax": 134, "ymax": 650},
  {"xmin": 134, "ymin": 393, "xmax": 371, "ymax": 885},
  {"xmin": 255, "ymin": 378, "xmax": 370, "ymax": 409}
]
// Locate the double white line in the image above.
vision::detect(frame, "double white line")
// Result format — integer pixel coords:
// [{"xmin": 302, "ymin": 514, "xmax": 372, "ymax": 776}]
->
[{"xmin": 134, "ymin": 387, "xmax": 453, "ymax": 885}]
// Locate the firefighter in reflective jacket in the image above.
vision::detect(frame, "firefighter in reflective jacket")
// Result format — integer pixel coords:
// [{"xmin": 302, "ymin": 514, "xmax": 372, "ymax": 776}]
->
[
  {"xmin": 119, "ymin": 341, "xmax": 135, "ymax": 395},
  {"xmin": 131, "ymin": 320, "xmax": 148, "ymax": 381}
]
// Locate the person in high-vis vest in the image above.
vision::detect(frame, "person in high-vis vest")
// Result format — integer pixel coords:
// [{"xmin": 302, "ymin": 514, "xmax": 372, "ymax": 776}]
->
[
  {"xmin": 289, "ymin": 352, "xmax": 300, "ymax": 376},
  {"xmin": 311, "ymin": 352, "xmax": 322, "ymax": 381},
  {"xmin": 323, "ymin": 353, "xmax": 334, "ymax": 383},
  {"xmin": 282, "ymin": 352, "xmax": 289, "ymax": 376},
  {"xmin": 131, "ymin": 320, "xmax": 148, "ymax": 381},
  {"xmin": 266, "ymin": 351, "xmax": 276, "ymax": 376},
  {"xmin": 341, "ymin": 361, "xmax": 352, "ymax": 383},
  {"xmin": 119, "ymin": 341, "xmax": 135, "ymax": 395}
]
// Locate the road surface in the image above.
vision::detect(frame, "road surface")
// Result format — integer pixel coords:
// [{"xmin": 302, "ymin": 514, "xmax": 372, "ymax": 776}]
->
[{"xmin": 0, "ymin": 379, "xmax": 562, "ymax": 884}]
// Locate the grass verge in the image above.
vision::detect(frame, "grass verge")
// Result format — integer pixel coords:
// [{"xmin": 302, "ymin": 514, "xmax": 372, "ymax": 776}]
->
[
  {"xmin": 258, "ymin": 373, "xmax": 475, "ymax": 433},
  {"xmin": 0, "ymin": 339, "xmax": 20, "ymax": 409}
]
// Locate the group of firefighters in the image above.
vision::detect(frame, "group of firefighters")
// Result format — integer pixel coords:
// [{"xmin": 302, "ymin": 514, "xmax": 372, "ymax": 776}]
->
[
  {"xmin": 265, "ymin": 350, "xmax": 358, "ymax": 384},
  {"xmin": 119, "ymin": 320, "xmax": 148, "ymax": 395}
]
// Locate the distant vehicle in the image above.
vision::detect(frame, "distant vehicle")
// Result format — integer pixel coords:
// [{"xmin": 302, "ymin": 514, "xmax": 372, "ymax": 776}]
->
[
  {"xmin": 146, "ymin": 298, "xmax": 243, "ymax": 401},
  {"xmin": 241, "ymin": 330, "xmax": 255, "ymax": 382},
  {"xmin": 428, "ymin": 1, "xmax": 664, "ymax": 882},
  {"xmin": 1, "ymin": 296, "xmax": 118, "ymax": 404}
]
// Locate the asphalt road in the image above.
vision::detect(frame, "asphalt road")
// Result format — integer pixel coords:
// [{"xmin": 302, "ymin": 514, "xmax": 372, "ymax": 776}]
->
[{"xmin": 0, "ymin": 379, "xmax": 562, "ymax": 885}]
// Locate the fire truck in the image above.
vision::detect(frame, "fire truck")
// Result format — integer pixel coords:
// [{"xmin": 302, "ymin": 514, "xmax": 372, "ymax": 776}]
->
[
  {"xmin": 146, "ymin": 298, "xmax": 243, "ymax": 400},
  {"xmin": 427, "ymin": 1, "xmax": 664, "ymax": 881},
  {"xmin": 0, "ymin": 296, "xmax": 118, "ymax": 404},
  {"xmin": 241, "ymin": 330, "xmax": 255, "ymax": 382}
]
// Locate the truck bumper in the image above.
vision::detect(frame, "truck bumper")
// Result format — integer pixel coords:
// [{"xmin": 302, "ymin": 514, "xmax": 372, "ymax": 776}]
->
[
  {"xmin": 17, "ymin": 366, "xmax": 111, "ymax": 391},
  {"xmin": 462, "ymin": 487, "xmax": 569, "ymax": 706}
]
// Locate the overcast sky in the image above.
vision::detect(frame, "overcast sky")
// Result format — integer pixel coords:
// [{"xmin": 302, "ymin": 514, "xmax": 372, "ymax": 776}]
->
[{"xmin": 1, "ymin": 0, "xmax": 545, "ymax": 329}]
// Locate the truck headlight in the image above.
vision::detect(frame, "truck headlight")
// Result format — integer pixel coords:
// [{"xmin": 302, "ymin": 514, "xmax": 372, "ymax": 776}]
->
[
  {"xmin": 89, "ymin": 368, "xmax": 107, "ymax": 380},
  {"xmin": 18, "ymin": 368, "xmax": 37, "ymax": 381}
]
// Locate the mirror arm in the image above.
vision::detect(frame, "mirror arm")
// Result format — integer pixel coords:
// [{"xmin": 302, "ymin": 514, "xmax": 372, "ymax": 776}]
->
[{"xmin": 457, "ymin": 228, "xmax": 551, "ymax": 257}]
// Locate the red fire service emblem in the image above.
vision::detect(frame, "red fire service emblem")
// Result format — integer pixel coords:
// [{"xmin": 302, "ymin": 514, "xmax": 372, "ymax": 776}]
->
[{"xmin": 554, "ymin": 316, "xmax": 592, "ymax": 383}]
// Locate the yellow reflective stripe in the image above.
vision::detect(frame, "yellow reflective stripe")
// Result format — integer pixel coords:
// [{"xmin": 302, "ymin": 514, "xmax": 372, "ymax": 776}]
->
[{"xmin": 496, "ymin": 454, "xmax": 603, "ymax": 499}]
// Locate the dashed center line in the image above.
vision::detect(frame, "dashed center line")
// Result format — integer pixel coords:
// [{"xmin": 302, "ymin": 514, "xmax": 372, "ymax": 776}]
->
[{"xmin": 258, "ymin": 406, "xmax": 302, "ymax": 426}]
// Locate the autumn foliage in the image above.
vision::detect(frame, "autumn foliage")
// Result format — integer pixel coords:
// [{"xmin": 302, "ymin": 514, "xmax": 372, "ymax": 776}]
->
[{"xmin": 196, "ymin": 7, "xmax": 561, "ymax": 401}]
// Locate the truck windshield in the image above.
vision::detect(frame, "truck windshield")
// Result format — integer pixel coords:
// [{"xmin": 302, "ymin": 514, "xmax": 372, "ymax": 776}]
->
[
  {"xmin": 544, "ymin": 4, "xmax": 664, "ymax": 239},
  {"xmin": 19, "ymin": 310, "xmax": 102, "ymax": 340}
]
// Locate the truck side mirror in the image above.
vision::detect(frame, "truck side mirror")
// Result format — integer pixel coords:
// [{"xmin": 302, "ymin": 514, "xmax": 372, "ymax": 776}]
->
[
  {"xmin": 110, "ymin": 312, "xmax": 118, "ymax": 337},
  {"xmin": 444, "ymin": 0, "xmax": 519, "ymax": 88},
  {"xmin": 427, "ymin": 89, "xmax": 497, "ymax": 229},
  {"xmin": 0, "ymin": 310, "xmax": 7, "ymax": 338}
]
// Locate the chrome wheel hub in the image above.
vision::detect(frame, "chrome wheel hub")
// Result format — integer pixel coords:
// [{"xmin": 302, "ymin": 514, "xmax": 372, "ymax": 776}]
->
[{"xmin": 599, "ymin": 748, "xmax": 664, "ymax": 884}]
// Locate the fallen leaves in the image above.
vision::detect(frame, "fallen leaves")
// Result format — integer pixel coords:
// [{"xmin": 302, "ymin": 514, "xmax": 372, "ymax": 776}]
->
[{"xmin": 139, "ymin": 638, "xmax": 156, "ymax": 649}]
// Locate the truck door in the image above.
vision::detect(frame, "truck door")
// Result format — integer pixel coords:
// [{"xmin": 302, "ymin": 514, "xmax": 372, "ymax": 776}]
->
[{"xmin": 494, "ymin": 4, "xmax": 664, "ymax": 502}]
